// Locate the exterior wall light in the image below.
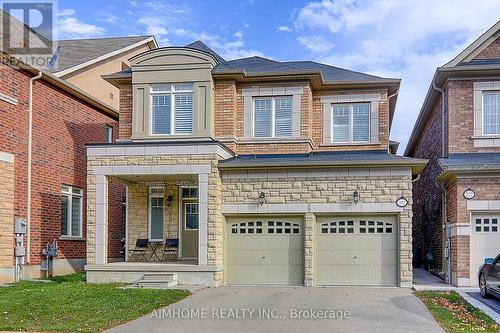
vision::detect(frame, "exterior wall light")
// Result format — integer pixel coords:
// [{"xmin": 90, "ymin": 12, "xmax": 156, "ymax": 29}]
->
[
  {"xmin": 258, "ymin": 192, "xmax": 266, "ymax": 206},
  {"xmin": 353, "ymin": 190, "xmax": 360, "ymax": 205},
  {"xmin": 166, "ymin": 195, "xmax": 174, "ymax": 205}
]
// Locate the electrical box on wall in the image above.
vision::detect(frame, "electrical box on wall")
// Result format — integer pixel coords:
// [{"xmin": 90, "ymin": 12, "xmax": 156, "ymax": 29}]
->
[
  {"xmin": 14, "ymin": 217, "xmax": 27, "ymax": 234},
  {"xmin": 15, "ymin": 246, "xmax": 26, "ymax": 257}
]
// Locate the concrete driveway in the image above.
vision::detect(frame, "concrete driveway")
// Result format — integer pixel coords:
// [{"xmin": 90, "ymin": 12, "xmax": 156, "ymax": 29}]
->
[{"xmin": 108, "ymin": 287, "xmax": 443, "ymax": 333}]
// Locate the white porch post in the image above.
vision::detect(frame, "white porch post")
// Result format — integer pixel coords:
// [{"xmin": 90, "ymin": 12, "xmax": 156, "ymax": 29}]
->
[
  {"xmin": 95, "ymin": 175, "xmax": 108, "ymax": 265},
  {"xmin": 198, "ymin": 173, "xmax": 208, "ymax": 265}
]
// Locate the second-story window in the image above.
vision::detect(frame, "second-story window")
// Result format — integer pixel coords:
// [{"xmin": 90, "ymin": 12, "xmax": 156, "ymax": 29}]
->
[
  {"xmin": 253, "ymin": 96, "xmax": 292, "ymax": 138},
  {"xmin": 332, "ymin": 103, "xmax": 370, "ymax": 143},
  {"xmin": 483, "ymin": 92, "xmax": 500, "ymax": 135},
  {"xmin": 151, "ymin": 83, "xmax": 193, "ymax": 135}
]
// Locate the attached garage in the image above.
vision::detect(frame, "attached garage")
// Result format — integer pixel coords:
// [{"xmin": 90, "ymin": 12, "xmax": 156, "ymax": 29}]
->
[
  {"xmin": 470, "ymin": 213, "xmax": 500, "ymax": 286},
  {"xmin": 316, "ymin": 215, "xmax": 399, "ymax": 286},
  {"xmin": 225, "ymin": 216, "xmax": 303, "ymax": 285}
]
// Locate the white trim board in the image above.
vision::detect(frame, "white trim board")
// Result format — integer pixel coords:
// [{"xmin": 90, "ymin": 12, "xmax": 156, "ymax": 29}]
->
[
  {"xmin": 467, "ymin": 200, "xmax": 500, "ymax": 211},
  {"xmin": 222, "ymin": 202, "xmax": 404, "ymax": 215},
  {"xmin": 0, "ymin": 152, "xmax": 14, "ymax": 163}
]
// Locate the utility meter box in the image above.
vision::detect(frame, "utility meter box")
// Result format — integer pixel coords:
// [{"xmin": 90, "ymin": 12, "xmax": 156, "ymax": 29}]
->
[
  {"xmin": 15, "ymin": 245, "xmax": 26, "ymax": 257},
  {"xmin": 15, "ymin": 217, "xmax": 27, "ymax": 234}
]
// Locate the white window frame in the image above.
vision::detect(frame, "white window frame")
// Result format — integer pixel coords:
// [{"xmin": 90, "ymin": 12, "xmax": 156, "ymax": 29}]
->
[
  {"xmin": 252, "ymin": 96, "xmax": 292, "ymax": 138},
  {"xmin": 331, "ymin": 102, "xmax": 371, "ymax": 143},
  {"xmin": 150, "ymin": 83, "xmax": 194, "ymax": 136},
  {"xmin": 148, "ymin": 187, "xmax": 164, "ymax": 241},
  {"xmin": 105, "ymin": 125, "xmax": 113, "ymax": 143},
  {"xmin": 481, "ymin": 91, "xmax": 500, "ymax": 136},
  {"xmin": 61, "ymin": 185, "xmax": 83, "ymax": 238}
]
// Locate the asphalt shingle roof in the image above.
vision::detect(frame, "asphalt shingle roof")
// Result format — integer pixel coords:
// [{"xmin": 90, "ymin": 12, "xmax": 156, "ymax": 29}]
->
[
  {"xmin": 47, "ymin": 36, "xmax": 153, "ymax": 73},
  {"xmin": 219, "ymin": 150, "xmax": 425, "ymax": 168},
  {"xmin": 439, "ymin": 153, "xmax": 500, "ymax": 171},
  {"xmin": 185, "ymin": 41, "xmax": 395, "ymax": 83}
]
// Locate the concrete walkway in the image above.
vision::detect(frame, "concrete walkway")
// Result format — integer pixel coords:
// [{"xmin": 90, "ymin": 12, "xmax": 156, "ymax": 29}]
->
[
  {"xmin": 412, "ymin": 268, "xmax": 477, "ymax": 292},
  {"xmin": 107, "ymin": 286, "xmax": 443, "ymax": 333}
]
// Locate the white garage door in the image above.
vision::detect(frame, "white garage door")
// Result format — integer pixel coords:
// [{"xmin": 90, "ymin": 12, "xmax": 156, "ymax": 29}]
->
[
  {"xmin": 316, "ymin": 215, "xmax": 399, "ymax": 286},
  {"xmin": 470, "ymin": 213, "xmax": 500, "ymax": 286},
  {"xmin": 225, "ymin": 217, "xmax": 304, "ymax": 285}
]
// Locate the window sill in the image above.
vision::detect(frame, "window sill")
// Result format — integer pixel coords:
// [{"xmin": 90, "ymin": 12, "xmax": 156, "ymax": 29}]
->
[
  {"xmin": 471, "ymin": 135, "xmax": 500, "ymax": 139},
  {"xmin": 59, "ymin": 236, "xmax": 85, "ymax": 241},
  {"xmin": 320, "ymin": 142, "xmax": 381, "ymax": 147}
]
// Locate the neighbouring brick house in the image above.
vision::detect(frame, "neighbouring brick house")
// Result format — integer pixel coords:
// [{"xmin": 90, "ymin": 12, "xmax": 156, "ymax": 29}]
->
[
  {"xmin": 85, "ymin": 41, "xmax": 427, "ymax": 288},
  {"xmin": 0, "ymin": 54, "xmax": 123, "ymax": 282},
  {"xmin": 405, "ymin": 21, "xmax": 500, "ymax": 287}
]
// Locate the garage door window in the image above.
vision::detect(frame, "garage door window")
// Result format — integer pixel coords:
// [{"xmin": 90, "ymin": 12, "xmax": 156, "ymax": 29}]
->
[
  {"xmin": 320, "ymin": 220, "xmax": 393, "ymax": 234},
  {"xmin": 230, "ymin": 220, "xmax": 300, "ymax": 235},
  {"xmin": 475, "ymin": 217, "xmax": 498, "ymax": 233}
]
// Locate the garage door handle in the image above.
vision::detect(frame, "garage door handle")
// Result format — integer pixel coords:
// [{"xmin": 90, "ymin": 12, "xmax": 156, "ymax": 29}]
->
[
  {"xmin": 353, "ymin": 256, "xmax": 357, "ymax": 259},
  {"xmin": 262, "ymin": 256, "xmax": 266, "ymax": 259}
]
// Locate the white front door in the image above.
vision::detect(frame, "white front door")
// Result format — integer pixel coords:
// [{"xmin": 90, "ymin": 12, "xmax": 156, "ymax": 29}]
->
[{"xmin": 149, "ymin": 187, "xmax": 164, "ymax": 241}]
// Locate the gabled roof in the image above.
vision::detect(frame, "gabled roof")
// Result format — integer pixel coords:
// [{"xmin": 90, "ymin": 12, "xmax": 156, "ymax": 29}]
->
[
  {"xmin": 49, "ymin": 36, "xmax": 157, "ymax": 76},
  {"xmin": 405, "ymin": 20, "xmax": 500, "ymax": 156},
  {"xmin": 444, "ymin": 20, "xmax": 500, "ymax": 67},
  {"xmin": 439, "ymin": 153, "xmax": 500, "ymax": 171}
]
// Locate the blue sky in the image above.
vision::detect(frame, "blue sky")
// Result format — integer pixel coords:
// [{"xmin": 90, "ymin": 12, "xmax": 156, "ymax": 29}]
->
[{"xmin": 53, "ymin": 0, "xmax": 500, "ymax": 152}]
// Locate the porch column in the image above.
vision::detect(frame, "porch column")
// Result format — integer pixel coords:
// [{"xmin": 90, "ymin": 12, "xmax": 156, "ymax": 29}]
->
[
  {"xmin": 198, "ymin": 173, "xmax": 208, "ymax": 265},
  {"xmin": 95, "ymin": 175, "xmax": 108, "ymax": 265}
]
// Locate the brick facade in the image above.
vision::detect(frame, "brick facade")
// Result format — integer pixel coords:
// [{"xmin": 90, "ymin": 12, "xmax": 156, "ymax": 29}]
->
[
  {"xmin": 474, "ymin": 36, "xmax": 500, "ymax": 59},
  {"xmin": 0, "ymin": 63, "xmax": 121, "ymax": 280},
  {"xmin": 0, "ymin": 155, "xmax": 15, "ymax": 282}
]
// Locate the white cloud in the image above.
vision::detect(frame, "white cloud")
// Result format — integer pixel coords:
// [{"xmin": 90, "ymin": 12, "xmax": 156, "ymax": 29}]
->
[
  {"xmin": 298, "ymin": 36, "xmax": 334, "ymax": 53},
  {"xmin": 57, "ymin": 8, "xmax": 105, "ymax": 38},
  {"xmin": 277, "ymin": 26, "xmax": 293, "ymax": 32},
  {"xmin": 293, "ymin": 0, "xmax": 500, "ymax": 152}
]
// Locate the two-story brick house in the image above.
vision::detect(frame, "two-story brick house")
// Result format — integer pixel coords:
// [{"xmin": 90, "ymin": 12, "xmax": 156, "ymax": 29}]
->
[
  {"xmin": 405, "ymin": 21, "xmax": 500, "ymax": 287},
  {"xmin": 85, "ymin": 41, "xmax": 427, "ymax": 287},
  {"xmin": 0, "ymin": 53, "xmax": 125, "ymax": 282}
]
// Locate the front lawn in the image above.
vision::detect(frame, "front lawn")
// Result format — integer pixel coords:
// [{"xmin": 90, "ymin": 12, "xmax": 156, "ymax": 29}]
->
[
  {"xmin": 416, "ymin": 291, "xmax": 498, "ymax": 333},
  {"xmin": 0, "ymin": 273, "xmax": 190, "ymax": 332}
]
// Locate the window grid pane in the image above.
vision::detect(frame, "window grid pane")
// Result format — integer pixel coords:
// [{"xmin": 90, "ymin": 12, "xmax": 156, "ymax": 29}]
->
[
  {"xmin": 254, "ymin": 99, "xmax": 272, "ymax": 137},
  {"xmin": 483, "ymin": 93, "xmax": 500, "ymax": 135},
  {"xmin": 274, "ymin": 97, "xmax": 292, "ymax": 137},
  {"xmin": 352, "ymin": 104, "xmax": 370, "ymax": 142},
  {"xmin": 71, "ymin": 196, "xmax": 81, "ymax": 237},
  {"xmin": 152, "ymin": 94, "xmax": 171, "ymax": 134},
  {"xmin": 61, "ymin": 195, "xmax": 69, "ymax": 236},
  {"xmin": 174, "ymin": 93, "xmax": 193, "ymax": 134},
  {"xmin": 332, "ymin": 104, "xmax": 349, "ymax": 142}
]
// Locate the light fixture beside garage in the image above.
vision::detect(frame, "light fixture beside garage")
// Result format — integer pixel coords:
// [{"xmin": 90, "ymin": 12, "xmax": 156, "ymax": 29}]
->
[
  {"xmin": 396, "ymin": 196, "xmax": 408, "ymax": 208},
  {"xmin": 463, "ymin": 188, "xmax": 475, "ymax": 200},
  {"xmin": 353, "ymin": 190, "xmax": 360, "ymax": 205},
  {"xmin": 258, "ymin": 192, "xmax": 266, "ymax": 205}
]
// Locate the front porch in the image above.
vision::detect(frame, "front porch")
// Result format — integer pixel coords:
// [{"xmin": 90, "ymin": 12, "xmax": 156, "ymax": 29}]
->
[{"xmin": 85, "ymin": 141, "xmax": 232, "ymax": 287}]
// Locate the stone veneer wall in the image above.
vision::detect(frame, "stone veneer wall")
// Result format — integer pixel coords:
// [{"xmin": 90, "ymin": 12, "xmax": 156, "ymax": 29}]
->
[
  {"xmin": 0, "ymin": 153, "xmax": 15, "ymax": 282},
  {"xmin": 220, "ymin": 170, "xmax": 414, "ymax": 286},
  {"xmin": 87, "ymin": 153, "xmax": 223, "ymax": 280}
]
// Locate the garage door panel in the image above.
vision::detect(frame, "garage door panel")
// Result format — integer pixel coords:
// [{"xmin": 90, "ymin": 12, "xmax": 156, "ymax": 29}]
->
[
  {"xmin": 316, "ymin": 215, "xmax": 398, "ymax": 286},
  {"xmin": 470, "ymin": 213, "xmax": 500, "ymax": 286},
  {"xmin": 226, "ymin": 217, "xmax": 304, "ymax": 285}
]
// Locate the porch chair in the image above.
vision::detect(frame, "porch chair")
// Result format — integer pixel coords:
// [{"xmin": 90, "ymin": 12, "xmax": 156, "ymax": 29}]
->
[
  {"xmin": 161, "ymin": 239, "xmax": 179, "ymax": 262},
  {"xmin": 128, "ymin": 238, "xmax": 149, "ymax": 262}
]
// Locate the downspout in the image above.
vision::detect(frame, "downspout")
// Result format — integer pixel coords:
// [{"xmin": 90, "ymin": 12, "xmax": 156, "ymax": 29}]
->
[
  {"xmin": 387, "ymin": 89, "xmax": 399, "ymax": 154},
  {"xmin": 432, "ymin": 83, "xmax": 446, "ymax": 158},
  {"xmin": 27, "ymin": 71, "xmax": 43, "ymax": 264},
  {"xmin": 432, "ymin": 82, "xmax": 449, "ymax": 281}
]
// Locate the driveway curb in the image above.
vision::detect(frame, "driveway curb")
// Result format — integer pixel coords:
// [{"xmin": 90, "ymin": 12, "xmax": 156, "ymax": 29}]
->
[{"xmin": 458, "ymin": 291, "xmax": 500, "ymax": 324}]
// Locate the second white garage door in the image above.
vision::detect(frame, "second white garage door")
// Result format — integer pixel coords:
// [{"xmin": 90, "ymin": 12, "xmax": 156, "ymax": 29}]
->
[
  {"xmin": 470, "ymin": 213, "xmax": 500, "ymax": 286},
  {"xmin": 316, "ymin": 215, "xmax": 399, "ymax": 286},
  {"xmin": 225, "ymin": 216, "xmax": 303, "ymax": 285}
]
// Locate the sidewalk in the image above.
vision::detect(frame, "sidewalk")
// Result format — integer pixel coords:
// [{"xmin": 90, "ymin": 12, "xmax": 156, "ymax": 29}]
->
[{"xmin": 412, "ymin": 268, "xmax": 477, "ymax": 292}]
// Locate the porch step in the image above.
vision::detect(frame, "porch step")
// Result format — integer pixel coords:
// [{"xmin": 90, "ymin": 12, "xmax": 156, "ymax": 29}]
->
[
  {"xmin": 136, "ymin": 273, "xmax": 178, "ymax": 289},
  {"xmin": 143, "ymin": 272, "xmax": 178, "ymax": 282},
  {"xmin": 137, "ymin": 279, "xmax": 178, "ymax": 289}
]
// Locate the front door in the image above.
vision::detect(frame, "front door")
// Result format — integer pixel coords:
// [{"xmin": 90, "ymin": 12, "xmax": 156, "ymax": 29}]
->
[{"xmin": 180, "ymin": 187, "xmax": 198, "ymax": 258}]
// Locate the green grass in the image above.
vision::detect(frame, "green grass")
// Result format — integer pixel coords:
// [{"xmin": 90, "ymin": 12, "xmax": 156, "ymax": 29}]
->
[
  {"xmin": 0, "ymin": 272, "xmax": 190, "ymax": 332},
  {"xmin": 416, "ymin": 291, "xmax": 499, "ymax": 333}
]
